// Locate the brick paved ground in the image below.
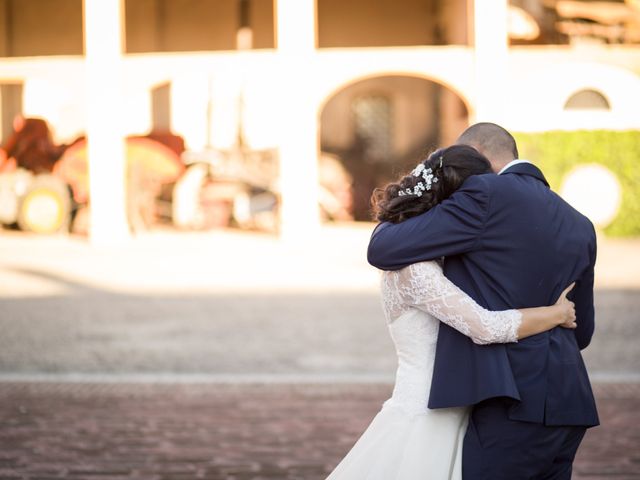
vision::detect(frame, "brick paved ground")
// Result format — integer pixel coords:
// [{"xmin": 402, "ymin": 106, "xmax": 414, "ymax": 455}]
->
[
  {"xmin": 0, "ymin": 228, "xmax": 638, "ymax": 479},
  {"xmin": 0, "ymin": 382, "xmax": 638, "ymax": 480}
]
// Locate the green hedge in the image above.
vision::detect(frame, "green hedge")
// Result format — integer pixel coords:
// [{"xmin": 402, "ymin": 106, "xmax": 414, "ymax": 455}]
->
[{"xmin": 513, "ymin": 130, "xmax": 640, "ymax": 237}]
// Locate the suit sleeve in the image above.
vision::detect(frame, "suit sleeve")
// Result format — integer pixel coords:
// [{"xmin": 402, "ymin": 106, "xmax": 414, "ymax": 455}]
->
[
  {"xmin": 572, "ymin": 230, "xmax": 597, "ymax": 350},
  {"xmin": 367, "ymin": 175, "xmax": 491, "ymax": 271}
]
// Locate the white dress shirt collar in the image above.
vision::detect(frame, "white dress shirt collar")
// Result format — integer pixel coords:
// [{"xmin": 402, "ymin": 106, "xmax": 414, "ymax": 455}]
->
[{"xmin": 498, "ymin": 159, "xmax": 534, "ymax": 175}]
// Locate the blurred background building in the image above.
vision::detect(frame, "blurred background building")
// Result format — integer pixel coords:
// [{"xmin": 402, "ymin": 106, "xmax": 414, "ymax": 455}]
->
[{"xmin": 0, "ymin": 0, "xmax": 639, "ymax": 242}]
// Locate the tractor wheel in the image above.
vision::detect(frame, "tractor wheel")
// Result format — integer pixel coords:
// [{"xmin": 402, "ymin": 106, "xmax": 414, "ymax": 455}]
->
[{"xmin": 17, "ymin": 175, "xmax": 71, "ymax": 234}]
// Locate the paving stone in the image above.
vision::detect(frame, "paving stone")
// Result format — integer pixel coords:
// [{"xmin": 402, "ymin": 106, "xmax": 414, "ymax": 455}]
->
[
  {"xmin": 0, "ymin": 230, "xmax": 638, "ymax": 379},
  {"xmin": 0, "ymin": 230, "xmax": 638, "ymax": 478},
  {"xmin": 0, "ymin": 382, "xmax": 637, "ymax": 479}
]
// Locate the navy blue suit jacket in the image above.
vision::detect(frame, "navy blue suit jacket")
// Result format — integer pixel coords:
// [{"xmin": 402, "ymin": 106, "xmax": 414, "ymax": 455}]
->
[{"xmin": 368, "ymin": 163, "xmax": 599, "ymax": 427}]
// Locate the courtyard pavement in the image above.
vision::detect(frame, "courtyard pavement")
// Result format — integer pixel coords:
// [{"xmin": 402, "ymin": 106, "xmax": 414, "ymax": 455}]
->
[
  {"xmin": 0, "ymin": 382, "xmax": 638, "ymax": 480},
  {"xmin": 0, "ymin": 225, "xmax": 638, "ymax": 479}
]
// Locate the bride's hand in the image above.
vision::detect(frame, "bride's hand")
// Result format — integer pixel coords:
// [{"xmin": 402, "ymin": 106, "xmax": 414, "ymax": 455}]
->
[{"xmin": 555, "ymin": 283, "xmax": 576, "ymax": 329}]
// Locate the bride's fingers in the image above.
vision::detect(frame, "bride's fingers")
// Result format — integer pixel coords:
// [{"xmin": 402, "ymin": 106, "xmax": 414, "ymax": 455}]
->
[
  {"xmin": 557, "ymin": 282, "xmax": 576, "ymax": 304},
  {"xmin": 560, "ymin": 321, "xmax": 577, "ymax": 329}
]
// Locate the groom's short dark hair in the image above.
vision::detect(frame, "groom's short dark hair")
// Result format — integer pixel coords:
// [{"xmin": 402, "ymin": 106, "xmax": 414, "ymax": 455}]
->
[{"xmin": 456, "ymin": 123, "xmax": 519, "ymax": 164}]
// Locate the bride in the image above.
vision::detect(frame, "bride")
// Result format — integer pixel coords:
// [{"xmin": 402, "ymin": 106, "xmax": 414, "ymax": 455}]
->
[{"xmin": 326, "ymin": 145, "xmax": 577, "ymax": 480}]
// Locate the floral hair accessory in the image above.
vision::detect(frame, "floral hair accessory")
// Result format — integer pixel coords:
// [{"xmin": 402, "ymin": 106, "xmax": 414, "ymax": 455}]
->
[{"xmin": 397, "ymin": 161, "xmax": 438, "ymax": 197}]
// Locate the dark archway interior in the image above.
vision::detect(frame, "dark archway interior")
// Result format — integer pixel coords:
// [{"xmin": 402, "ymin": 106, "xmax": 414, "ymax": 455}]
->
[{"xmin": 319, "ymin": 75, "xmax": 469, "ymax": 221}]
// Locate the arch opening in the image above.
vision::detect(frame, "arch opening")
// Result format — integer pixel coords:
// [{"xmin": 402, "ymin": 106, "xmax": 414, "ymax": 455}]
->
[
  {"xmin": 564, "ymin": 89, "xmax": 611, "ymax": 110},
  {"xmin": 319, "ymin": 75, "xmax": 469, "ymax": 222}
]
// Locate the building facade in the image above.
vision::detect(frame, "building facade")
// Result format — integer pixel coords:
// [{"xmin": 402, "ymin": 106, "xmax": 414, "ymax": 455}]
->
[{"xmin": 1, "ymin": 0, "xmax": 639, "ymax": 240}]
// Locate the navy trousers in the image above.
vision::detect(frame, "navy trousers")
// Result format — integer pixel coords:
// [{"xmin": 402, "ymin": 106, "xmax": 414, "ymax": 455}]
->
[{"xmin": 462, "ymin": 398, "xmax": 587, "ymax": 480}]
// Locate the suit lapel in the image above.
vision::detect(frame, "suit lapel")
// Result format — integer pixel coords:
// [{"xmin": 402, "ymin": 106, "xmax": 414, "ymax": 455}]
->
[{"xmin": 501, "ymin": 162, "xmax": 550, "ymax": 187}]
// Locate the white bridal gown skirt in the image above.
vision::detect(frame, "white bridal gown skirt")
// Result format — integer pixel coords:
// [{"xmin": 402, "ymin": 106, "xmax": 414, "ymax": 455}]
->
[{"xmin": 326, "ymin": 402, "xmax": 469, "ymax": 480}]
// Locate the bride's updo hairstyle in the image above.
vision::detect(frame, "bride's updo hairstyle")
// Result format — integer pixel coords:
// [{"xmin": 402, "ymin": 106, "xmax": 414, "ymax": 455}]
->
[{"xmin": 371, "ymin": 145, "xmax": 491, "ymax": 223}]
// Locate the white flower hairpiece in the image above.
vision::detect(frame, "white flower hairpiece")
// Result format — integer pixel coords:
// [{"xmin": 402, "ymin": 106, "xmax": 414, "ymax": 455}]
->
[{"xmin": 397, "ymin": 161, "xmax": 439, "ymax": 197}]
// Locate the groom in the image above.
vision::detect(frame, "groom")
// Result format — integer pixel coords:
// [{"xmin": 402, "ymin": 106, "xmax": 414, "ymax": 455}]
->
[{"xmin": 367, "ymin": 123, "xmax": 599, "ymax": 479}]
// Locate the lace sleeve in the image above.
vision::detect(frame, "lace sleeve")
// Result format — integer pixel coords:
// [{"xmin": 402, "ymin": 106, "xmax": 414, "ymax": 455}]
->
[{"xmin": 386, "ymin": 261, "xmax": 521, "ymax": 345}]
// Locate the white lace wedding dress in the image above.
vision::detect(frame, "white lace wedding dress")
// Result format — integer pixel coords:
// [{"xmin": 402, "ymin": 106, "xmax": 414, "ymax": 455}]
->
[{"xmin": 326, "ymin": 261, "xmax": 522, "ymax": 480}]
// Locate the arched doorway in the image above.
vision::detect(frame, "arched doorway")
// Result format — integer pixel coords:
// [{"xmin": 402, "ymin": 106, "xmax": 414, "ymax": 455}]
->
[{"xmin": 319, "ymin": 75, "xmax": 469, "ymax": 221}]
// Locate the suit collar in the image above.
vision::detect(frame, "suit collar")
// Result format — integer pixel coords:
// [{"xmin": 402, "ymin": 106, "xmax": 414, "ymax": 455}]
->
[
  {"xmin": 498, "ymin": 159, "xmax": 533, "ymax": 174},
  {"xmin": 500, "ymin": 161, "xmax": 549, "ymax": 187}
]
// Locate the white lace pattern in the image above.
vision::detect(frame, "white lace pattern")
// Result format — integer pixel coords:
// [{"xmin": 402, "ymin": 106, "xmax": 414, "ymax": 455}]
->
[{"xmin": 381, "ymin": 261, "xmax": 521, "ymax": 345}]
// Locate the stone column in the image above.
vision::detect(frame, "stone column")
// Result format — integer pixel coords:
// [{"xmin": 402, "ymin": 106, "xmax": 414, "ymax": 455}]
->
[
  {"xmin": 275, "ymin": 0, "xmax": 320, "ymax": 239},
  {"xmin": 472, "ymin": 0, "xmax": 509, "ymax": 123},
  {"xmin": 83, "ymin": 0, "xmax": 129, "ymax": 244}
]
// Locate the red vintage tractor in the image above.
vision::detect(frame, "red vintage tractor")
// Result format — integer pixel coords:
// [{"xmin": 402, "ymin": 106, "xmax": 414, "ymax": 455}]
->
[{"xmin": 0, "ymin": 117, "xmax": 185, "ymax": 234}]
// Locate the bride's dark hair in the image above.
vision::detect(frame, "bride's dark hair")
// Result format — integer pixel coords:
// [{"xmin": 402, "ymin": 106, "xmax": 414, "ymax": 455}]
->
[{"xmin": 371, "ymin": 145, "xmax": 491, "ymax": 223}]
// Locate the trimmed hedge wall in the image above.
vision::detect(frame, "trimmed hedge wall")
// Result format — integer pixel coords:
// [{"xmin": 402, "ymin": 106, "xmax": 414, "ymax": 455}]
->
[{"xmin": 513, "ymin": 130, "xmax": 640, "ymax": 237}]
